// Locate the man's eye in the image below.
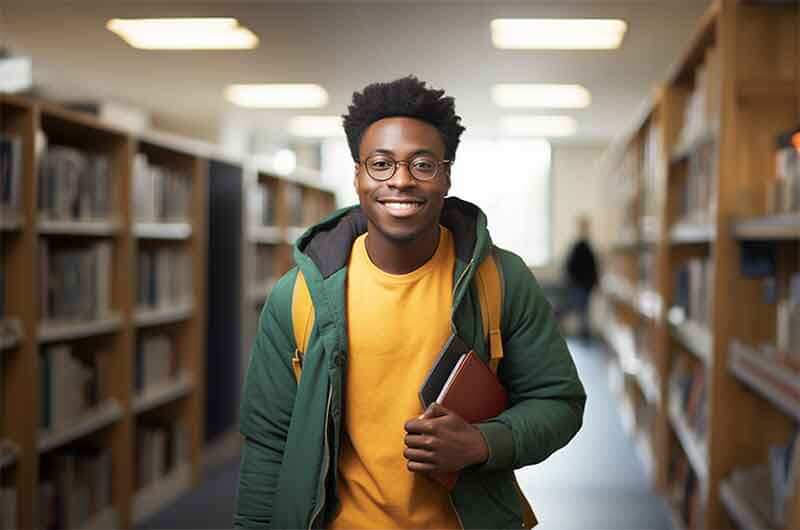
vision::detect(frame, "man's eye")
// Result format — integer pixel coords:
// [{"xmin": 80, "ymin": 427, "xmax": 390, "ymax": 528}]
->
[
  {"xmin": 412, "ymin": 159, "xmax": 435, "ymax": 171},
  {"xmin": 369, "ymin": 159, "xmax": 392, "ymax": 169}
]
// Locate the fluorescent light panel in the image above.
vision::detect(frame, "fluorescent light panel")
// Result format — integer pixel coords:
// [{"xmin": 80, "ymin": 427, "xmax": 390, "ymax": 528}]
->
[
  {"xmin": 491, "ymin": 19, "xmax": 627, "ymax": 50},
  {"xmin": 288, "ymin": 116, "xmax": 345, "ymax": 138},
  {"xmin": 501, "ymin": 116, "xmax": 577, "ymax": 137},
  {"xmin": 492, "ymin": 84, "xmax": 591, "ymax": 109},
  {"xmin": 225, "ymin": 84, "xmax": 329, "ymax": 109},
  {"xmin": 106, "ymin": 18, "xmax": 258, "ymax": 50}
]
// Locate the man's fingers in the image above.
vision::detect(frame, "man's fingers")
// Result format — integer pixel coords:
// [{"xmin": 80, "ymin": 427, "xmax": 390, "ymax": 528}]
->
[
  {"xmin": 426, "ymin": 402, "xmax": 450, "ymax": 417},
  {"xmin": 407, "ymin": 460, "xmax": 437, "ymax": 473},
  {"xmin": 404, "ymin": 433, "xmax": 436, "ymax": 450},
  {"xmin": 403, "ymin": 447, "xmax": 436, "ymax": 463}
]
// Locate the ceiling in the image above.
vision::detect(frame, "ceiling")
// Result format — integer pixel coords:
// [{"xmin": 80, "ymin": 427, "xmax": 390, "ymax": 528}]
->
[{"xmin": 1, "ymin": 1, "xmax": 710, "ymax": 147}]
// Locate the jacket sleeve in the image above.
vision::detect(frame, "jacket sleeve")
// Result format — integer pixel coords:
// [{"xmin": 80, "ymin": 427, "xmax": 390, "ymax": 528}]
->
[
  {"xmin": 234, "ymin": 271, "xmax": 299, "ymax": 529},
  {"xmin": 476, "ymin": 249, "xmax": 586, "ymax": 471}
]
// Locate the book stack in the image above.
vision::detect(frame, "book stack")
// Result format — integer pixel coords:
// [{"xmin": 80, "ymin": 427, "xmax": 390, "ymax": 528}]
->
[
  {"xmin": 133, "ymin": 153, "xmax": 191, "ymax": 223},
  {"xmin": 640, "ymin": 122, "xmax": 663, "ymax": 228},
  {"xmin": 284, "ymin": 183, "xmax": 304, "ymax": 227},
  {"xmin": 670, "ymin": 354, "xmax": 708, "ymax": 441},
  {"xmin": 39, "ymin": 345, "xmax": 111, "ymax": 431},
  {"xmin": 767, "ymin": 429, "xmax": 800, "ymax": 526},
  {"xmin": 136, "ymin": 247, "xmax": 192, "ymax": 309},
  {"xmin": 38, "ymin": 446, "xmax": 112, "ymax": 529},
  {"xmin": 676, "ymin": 47, "xmax": 720, "ymax": 153},
  {"xmin": 254, "ymin": 245, "xmax": 277, "ymax": 287},
  {"xmin": 248, "ymin": 182, "xmax": 278, "ymax": 227},
  {"xmin": 136, "ymin": 418, "xmax": 188, "ymax": 489},
  {"xmin": 0, "ymin": 133, "xmax": 22, "ymax": 221},
  {"xmin": 0, "ymin": 485, "xmax": 15, "ymax": 530},
  {"xmin": 674, "ymin": 257, "xmax": 715, "ymax": 327},
  {"xmin": 639, "ymin": 249, "xmax": 656, "ymax": 291},
  {"xmin": 669, "ymin": 445, "xmax": 704, "ymax": 527},
  {"xmin": 768, "ymin": 127, "xmax": 800, "ymax": 215},
  {"xmin": 39, "ymin": 239, "xmax": 112, "ymax": 322},
  {"xmin": 38, "ymin": 145, "xmax": 112, "ymax": 221},
  {"xmin": 681, "ymin": 139, "xmax": 718, "ymax": 224},
  {"xmin": 776, "ymin": 273, "xmax": 800, "ymax": 369},
  {"xmin": 135, "ymin": 333, "xmax": 177, "ymax": 392}
]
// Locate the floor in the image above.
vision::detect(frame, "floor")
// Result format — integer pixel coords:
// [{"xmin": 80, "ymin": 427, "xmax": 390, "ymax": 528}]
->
[{"xmin": 139, "ymin": 339, "xmax": 672, "ymax": 530}]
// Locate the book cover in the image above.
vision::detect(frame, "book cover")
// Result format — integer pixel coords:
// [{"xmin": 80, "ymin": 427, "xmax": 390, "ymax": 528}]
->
[{"xmin": 424, "ymin": 350, "xmax": 509, "ymax": 490}]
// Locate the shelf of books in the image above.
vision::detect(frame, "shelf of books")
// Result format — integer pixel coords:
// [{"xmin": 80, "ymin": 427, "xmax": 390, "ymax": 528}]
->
[
  {"xmin": 241, "ymin": 163, "xmax": 336, "ymax": 368},
  {"xmin": 0, "ymin": 93, "xmax": 211, "ymax": 529},
  {"xmin": 600, "ymin": 1, "xmax": 800, "ymax": 528}
]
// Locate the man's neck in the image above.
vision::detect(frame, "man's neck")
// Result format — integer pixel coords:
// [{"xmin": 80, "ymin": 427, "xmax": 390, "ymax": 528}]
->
[{"xmin": 364, "ymin": 225, "xmax": 441, "ymax": 275}]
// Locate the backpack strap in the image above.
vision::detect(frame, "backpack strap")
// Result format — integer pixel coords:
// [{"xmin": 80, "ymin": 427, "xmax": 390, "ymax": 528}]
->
[
  {"xmin": 291, "ymin": 270, "xmax": 315, "ymax": 383},
  {"xmin": 475, "ymin": 249, "xmax": 504, "ymax": 374}
]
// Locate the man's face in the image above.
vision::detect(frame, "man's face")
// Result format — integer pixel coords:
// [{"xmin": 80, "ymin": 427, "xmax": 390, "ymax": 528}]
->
[{"xmin": 353, "ymin": 116, "xmax": 451, "ymax": 245}]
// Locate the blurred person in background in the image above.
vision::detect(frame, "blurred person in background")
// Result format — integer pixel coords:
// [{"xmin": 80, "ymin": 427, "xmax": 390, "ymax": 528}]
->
[{"xmin": 563, "ymin": 215, "xmax": 599, "ymax": 342}]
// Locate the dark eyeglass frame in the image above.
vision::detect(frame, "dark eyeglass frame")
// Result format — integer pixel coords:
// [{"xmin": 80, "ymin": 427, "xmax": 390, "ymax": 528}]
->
[{"xmin": 357, "ymin": 154, "xmax": 452, "ymax": 182}]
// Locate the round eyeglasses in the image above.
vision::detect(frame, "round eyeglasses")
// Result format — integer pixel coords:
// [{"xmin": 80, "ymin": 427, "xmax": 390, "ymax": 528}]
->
[{"xmin": 358, "ymin": 154, "xmax": 452, "ymax": 182}]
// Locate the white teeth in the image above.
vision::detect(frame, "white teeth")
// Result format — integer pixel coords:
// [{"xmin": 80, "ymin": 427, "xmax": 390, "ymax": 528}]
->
[{"xmin": 383, "ymin": 202, "xmax": 421, "ymax": 210}]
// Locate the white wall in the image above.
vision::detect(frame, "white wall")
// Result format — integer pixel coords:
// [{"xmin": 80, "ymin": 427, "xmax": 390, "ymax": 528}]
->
[{"xmin": 532, "ymin": 144, "xmax": 608, "ymax": 283}]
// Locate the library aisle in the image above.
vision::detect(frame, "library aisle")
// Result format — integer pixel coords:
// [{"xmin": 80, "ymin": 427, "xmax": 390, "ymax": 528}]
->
[{"xmin": 135, "ymin": 339, "xmax": 671, "ymax": 530}]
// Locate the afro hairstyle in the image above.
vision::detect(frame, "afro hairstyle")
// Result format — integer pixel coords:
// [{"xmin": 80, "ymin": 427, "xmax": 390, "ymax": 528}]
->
[{"xmin": 342, "ymin": 75, "xmax": 466, "ymax": 162}]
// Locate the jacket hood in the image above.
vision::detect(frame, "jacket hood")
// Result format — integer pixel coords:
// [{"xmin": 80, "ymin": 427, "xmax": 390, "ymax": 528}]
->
[{"xmin": 293, "ymin": 196, "xmax": 493, "ymax": 280}]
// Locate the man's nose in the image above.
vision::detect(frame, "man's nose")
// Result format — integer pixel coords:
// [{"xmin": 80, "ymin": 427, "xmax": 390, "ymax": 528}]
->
[{"xmin": 388, "ymin": 162, "xmax": 416, "ymax": 187}]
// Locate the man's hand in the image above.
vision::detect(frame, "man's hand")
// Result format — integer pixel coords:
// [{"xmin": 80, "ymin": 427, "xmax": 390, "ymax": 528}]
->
[{"xmin": 403, "ymin": 403, "xmax": 489, "ymax": 473}]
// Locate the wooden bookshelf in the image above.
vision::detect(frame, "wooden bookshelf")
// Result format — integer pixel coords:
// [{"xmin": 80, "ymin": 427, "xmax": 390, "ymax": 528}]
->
[
  {"xmin": 241, "ymin": 163, "xmax": 336, "ymax": 367},
  {"xmin": 0, "ymin": 93, "xmax": 216, "ymax": 530},
  {"xmin": 1, "ymin": 91, "xmax": 337, "ymax": 529},
  {"xmin": 599, "ymin": 1, "xmax": 800, "ymax": 528}
]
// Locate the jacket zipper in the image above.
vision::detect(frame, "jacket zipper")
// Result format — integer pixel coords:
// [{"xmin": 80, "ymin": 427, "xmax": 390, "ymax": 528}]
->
[
  {"xmin": 449, "ymin": 258, "xmax": 474, "ymax": 333},
  {"xmin": 308, "ymin": 385, "xmax": 333, "ymax": 529},
  {"xmin": 448, "ymin": 496, "xmax": 465, "ymax": 529}
]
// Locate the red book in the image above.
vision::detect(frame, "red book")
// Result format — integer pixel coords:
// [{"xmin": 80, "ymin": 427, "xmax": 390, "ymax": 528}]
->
[{"xmin": 430, "ymin": 350, "xmax": 508, "ymax": 489}]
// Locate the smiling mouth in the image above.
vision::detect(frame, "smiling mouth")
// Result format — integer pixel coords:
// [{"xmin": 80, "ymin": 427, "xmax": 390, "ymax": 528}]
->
[{"xmin": 377, "ymin": 199, "xmax": 425, "ymax": 216}]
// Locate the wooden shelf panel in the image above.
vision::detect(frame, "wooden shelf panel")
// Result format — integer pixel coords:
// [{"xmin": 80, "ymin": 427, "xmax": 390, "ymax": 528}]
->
[
  {"xmin": 668, "ymin": 397, "xmax": 709, "ymax": 487},
  {"xmin": 0, "ymin": 318, "xmax": 22, "ymax": 351},
  {"xmin": 0, "ymin": 212, "xmax": 23, "ymax": 232},
  {"xmin": 733, "ymin": 213, "xmax": 800, "ymax": 240},
  {"xmin": 0, "ymin": 439, "xmax": 20, "ymax": 470},
  {"xmin": 636, "ymin": 361, "xmax": 662, "ymax": 407},
  {"xmin": 286, "ymin": 226, "xmax": 308, "ymax": 244},
  {"xmin": 133, "ymin": 463, "xmax": 192, "ymax": 525},
  {"xmin": 737, "ymin": 78, "xmax": 797, "ymax": 104},
  {"xmin": 719, "ymin": 475, "xmax": 773, "ymax": 530},
  {"xmin": 38, "ymin": 314, "xmax": 123, "ymax": 343},
  {"xmin": 135, "ymin": 302, "xmax": 194, "ymax": 328},
  {"xmin": 729, "ymin": 341, "xmax": 800, "ymax": 422},
  {"xmin": 671, "ymin": 129, "xmax": 717, "ymax": 165},
  {"xmin": 248, "ymin": 225, "xmax": 285, "ymax": 245},
  {"xmin": 668, "ymin": 313, "xmax": 712, "ymax": 365},
  {"xmin": 38, "ymin": 219, "xmax": 121, "ymax": 237},
  {"xmin": 38, "ymin": 399, "xmax": 123, "ymax": 453},
  {"xmin": 79, "ymin": 506, "xmax": 119, "ymax": 530},
  {"xmin": 135, "ymin": 222, "xmax": 192, "ymax": 240},
  {"xmin": 670, "ymin": 221, "xmax": 715, "ymax": 244},
  {"xmin": 133, "ymin": 373, "xmax": 194, "ymax": 414}
]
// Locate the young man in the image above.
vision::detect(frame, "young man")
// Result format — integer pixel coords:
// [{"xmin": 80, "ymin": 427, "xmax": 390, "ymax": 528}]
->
[{"xmin": 235, "ymin": 76, "xmax": 586, "ymax": 530}]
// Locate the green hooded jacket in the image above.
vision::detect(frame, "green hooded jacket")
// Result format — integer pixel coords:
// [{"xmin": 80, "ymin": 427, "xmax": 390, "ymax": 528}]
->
[{"xmin": 235, "ymin": 197, "xmax": 586, "ymax": 530}]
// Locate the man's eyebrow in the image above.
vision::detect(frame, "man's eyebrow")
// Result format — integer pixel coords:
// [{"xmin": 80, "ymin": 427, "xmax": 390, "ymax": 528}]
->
[{"xmin": 369, "ymin": 148, "xmax": 438, "ymax": 157}]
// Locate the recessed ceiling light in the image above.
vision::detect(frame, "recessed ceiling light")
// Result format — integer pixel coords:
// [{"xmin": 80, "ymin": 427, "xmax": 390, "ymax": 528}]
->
[
  {"xmin": 492, "ymin": 84, "xmax": 591, "ymax": 109},
  {"xmin": 225, "ymin": 84, "xmax": 329, "ymax": 109},
  {"xmin": 491, "ymin": 19, "xmax": 627, "ymax": 50},
  {"xmin": 288, "ymin": 116, "xmax": 345, "ymax": 138},
  {"xmin": 106, "ymin": 18, "xmax": 259, "ymax": 50},
  {"xmin": 501, "ymin": 116, "xmax": 577, "ymax": 137}
]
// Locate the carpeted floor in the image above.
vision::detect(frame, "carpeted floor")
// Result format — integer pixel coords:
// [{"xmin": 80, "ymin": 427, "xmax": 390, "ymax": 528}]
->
[{"xmin": 138, "ymin": 338, "xmax": 671, "ymax": 530}]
